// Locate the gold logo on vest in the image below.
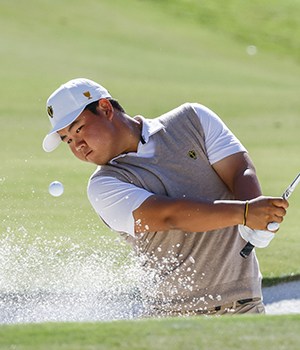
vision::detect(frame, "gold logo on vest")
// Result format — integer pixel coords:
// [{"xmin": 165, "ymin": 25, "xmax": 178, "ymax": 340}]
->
[{"xmin": 188, "ymin": 150, "xmax": 197, "ymax": 160}]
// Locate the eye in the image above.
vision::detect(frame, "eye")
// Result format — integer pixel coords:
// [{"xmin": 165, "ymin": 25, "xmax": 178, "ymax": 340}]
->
[
  {"xmin": 67, "ymin": 139, "xmax": 72, "ymax": 144},
  {"xmin": 76, "ymin": 125, "xmax": 83, "ymax": 133}
]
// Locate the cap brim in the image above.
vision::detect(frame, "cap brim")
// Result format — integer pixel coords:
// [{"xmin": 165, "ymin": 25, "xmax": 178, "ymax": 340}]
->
[
  {"xmin": 42, "ymin": 105, "xmax": 86, "ymax": 152},
  {"xmin": 43, "ymin": 132, "xmax": 62, "ymax": 152}
]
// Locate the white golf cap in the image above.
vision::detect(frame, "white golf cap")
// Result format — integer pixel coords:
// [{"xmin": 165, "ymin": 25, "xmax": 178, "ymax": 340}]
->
[{"xmin": 42, "ymin": 78, "xmax": 111, "ymax": 152}]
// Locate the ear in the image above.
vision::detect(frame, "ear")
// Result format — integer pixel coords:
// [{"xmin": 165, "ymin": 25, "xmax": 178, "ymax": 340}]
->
[{"xmin": 98, "ymin": 98, "xmax": 114, "ymax": 120}]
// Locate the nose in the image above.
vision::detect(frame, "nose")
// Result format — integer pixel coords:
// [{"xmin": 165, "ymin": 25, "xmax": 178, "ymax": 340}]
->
[{"xmin": 74, "ymin": 139, "xmax": 85, "ymax": 152}]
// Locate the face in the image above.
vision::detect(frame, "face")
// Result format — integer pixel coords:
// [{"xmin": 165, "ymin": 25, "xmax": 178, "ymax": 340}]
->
[{"xmin": 58, "ymin": 99, "xmax": 121, "ymax": 165}]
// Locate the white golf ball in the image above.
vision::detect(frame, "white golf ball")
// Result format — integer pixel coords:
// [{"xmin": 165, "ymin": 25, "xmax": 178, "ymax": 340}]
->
[
  {"xmin": 246, "ymin": 45, "xmax": 257, "ymax": 56},
  {"xmin": 49, "ymin": 181, "xmax": 64, "ymax": 197}
]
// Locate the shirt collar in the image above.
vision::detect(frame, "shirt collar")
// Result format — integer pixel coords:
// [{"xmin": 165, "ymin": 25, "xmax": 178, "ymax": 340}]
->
[
  {"xmin": 109, "ymin": 116, "xmax": 164, "ymax": 164},
  {"xmin": 135, "ymin": 115, "xmax": 164, "ymax": 143}
]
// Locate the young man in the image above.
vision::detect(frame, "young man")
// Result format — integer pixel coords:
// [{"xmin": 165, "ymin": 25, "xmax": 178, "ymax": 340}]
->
[{"xmin": 43, "ymin": 78, "xmax": 288, "ymax": 316}]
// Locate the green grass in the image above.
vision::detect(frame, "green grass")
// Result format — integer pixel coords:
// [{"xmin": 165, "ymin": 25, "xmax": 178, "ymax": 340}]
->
[
  {"xmin": 0, "ymin": 315, "xmax": 299, "ymax": 350},
  {"xmin": 144, "ymin": 0, "xmax": 300, "ymax": 62}
]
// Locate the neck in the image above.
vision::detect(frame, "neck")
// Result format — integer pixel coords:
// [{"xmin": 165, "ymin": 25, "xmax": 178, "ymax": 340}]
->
[{"xmin": 118, "ymin": 113, "xmax": 143, "ymax": 153}]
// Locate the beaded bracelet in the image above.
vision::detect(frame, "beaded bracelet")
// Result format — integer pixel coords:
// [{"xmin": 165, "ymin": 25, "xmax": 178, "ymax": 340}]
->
[{"xmin": 243, "ymin": 201, "xmax": 249, "ymax": 226}]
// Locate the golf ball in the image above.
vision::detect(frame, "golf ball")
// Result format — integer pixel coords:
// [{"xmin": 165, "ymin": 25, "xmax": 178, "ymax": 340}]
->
[
  {"xmin": 246, "ymin": 45, "xmax": 257, "ymax": 56},
  {"xmin": 49, "ymin": 181, "xmax": 64, "ymax": 197}
]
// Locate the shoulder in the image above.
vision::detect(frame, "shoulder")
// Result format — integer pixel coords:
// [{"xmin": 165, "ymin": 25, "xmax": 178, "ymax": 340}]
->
[
  {"xmin": 88, "ymin": 166, "xmax": 120, "ymax": 194},
  {"xmin": 89, "ymin": 165, "xmax": 129, "ymax": 183},
  {"xmin": 159, "ymin": 103, "xmax": 196, "ymax": 118},
  {"xmin": 157, "ymin": 103, "xmax": 200, "ymax": 127}
]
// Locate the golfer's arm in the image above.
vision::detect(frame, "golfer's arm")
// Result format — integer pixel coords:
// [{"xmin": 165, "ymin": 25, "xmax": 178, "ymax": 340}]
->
[
  {"xmin": 133, "ymin": 153, "xmax": 257, "ymax": 234},
  {"xmin": 212, "ymin": 152, "xmax": 262, "ymax": 200},
  {"xmin": 133, "ymin": 196, "xmax": 244, "ymax": 234}
]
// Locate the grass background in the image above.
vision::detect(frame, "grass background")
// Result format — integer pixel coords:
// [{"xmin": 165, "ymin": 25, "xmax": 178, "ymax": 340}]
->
[
  {"xmin": 0, "ymin": 0, "xmax": 300, "ymax": 347},
  {"xmin": 0, "ymin": 315, "xmax": 300, "ymax": 350}
]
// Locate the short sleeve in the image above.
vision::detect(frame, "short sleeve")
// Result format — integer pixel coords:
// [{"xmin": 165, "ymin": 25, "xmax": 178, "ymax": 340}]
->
[
  {"xmin": 191, "ymin": 103, "xmax": 247, "ymax": 164},
  {"xmin": 87, "ymin": 176, "xmax": 153, "ymax": 236}
]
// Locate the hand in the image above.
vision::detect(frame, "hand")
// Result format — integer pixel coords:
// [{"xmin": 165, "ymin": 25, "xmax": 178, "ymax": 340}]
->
[
  {"xmin": 238, "ymin": 225, "xmax": 275, "ymax": 248},
  {"xmin": 245, "ymin": 196, "xmax": 289, "ymax": 231}
]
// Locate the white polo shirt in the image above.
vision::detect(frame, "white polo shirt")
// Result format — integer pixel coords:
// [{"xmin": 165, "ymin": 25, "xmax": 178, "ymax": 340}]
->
[{"xmin": 88, "ymin": 103, "xmax": 246, "ymax": 236}]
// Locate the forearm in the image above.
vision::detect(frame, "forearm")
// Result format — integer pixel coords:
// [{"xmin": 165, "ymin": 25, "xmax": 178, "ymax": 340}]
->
[
  {"xmin": 134, "ymin": 195, "xmax": 288, "ymax": 234},
  {"xmin": 165, "ymin": 199, "xmax": 246, "ymax": 232},
  {"xmin": 134, "ymin": 196, "xmax": 245, "ymax": 234}
]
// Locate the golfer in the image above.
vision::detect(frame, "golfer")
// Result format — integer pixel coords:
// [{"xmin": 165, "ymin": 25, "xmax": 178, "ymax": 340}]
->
[{"xmin": 43, "ymin": 78, "xmax": 288, "ymax": 316}]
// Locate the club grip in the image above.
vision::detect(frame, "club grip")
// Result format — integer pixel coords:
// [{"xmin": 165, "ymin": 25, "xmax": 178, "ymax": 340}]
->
[
  {"xmin": 267, "ymin": 222, "xmax": 280, "ymax": 231},
  {"xmin": 240, "ymin": 241, "xmax": 255, "ymax": 258}
]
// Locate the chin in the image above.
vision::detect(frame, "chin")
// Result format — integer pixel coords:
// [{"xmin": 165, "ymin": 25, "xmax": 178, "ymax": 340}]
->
[
  {"xmin": 89, "ymin": 158, "xmax": 105, "ymax": 166},
  {"xmin": 87, "ymin": 154, "xmax": 112, "ymax": 165}
]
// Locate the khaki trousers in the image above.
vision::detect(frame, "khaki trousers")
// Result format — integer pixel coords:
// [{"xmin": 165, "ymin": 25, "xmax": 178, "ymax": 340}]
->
[{"xmin": 195, "ymin": 298, "xmax": 265, "ymax": 316}]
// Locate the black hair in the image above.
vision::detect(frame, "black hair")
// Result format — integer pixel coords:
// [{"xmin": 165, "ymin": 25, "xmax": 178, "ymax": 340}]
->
[{"xmin": 84, "ymin": 98, "xmax": 125, "ymax": 114}]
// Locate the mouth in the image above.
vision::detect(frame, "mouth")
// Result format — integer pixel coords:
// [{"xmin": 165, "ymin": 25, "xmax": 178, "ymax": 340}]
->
[{"xmin": 84, "ymin": 150, "xmax": 93, "ymax": 159}]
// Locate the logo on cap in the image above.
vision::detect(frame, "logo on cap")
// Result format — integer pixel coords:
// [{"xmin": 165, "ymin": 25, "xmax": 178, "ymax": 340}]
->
[
  {"xmin": 83, "ymin": 91, "xmax": 92, "ymax": 99},
  {"xmin": 47, "ymin": 105, "xmax": 54, "ymax": 118}
]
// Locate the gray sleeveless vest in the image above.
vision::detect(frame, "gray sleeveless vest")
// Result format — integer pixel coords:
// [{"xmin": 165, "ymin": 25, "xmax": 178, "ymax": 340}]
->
[{"xmin": 90, "ymin": 103, "xmax": 262, "ymax": 315}]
